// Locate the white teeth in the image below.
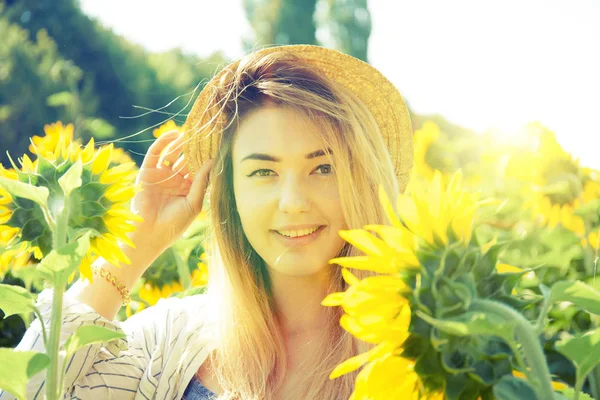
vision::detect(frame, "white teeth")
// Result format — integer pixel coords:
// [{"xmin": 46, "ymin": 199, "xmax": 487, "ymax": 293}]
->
[{"xmin": 277, "ymin": 226, "xmax": 320, "ymax": 238}]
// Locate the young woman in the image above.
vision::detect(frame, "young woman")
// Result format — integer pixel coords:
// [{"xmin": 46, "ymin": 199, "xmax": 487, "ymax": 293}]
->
[{"xmin": 2, "ymin": 45, "xmax": 413, "ymax": 400}]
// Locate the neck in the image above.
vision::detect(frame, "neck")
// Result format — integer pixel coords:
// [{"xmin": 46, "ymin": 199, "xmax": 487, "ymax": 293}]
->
[{"xmin": 268, "ymin": 267, "xmax": 333, "ymax": 337}]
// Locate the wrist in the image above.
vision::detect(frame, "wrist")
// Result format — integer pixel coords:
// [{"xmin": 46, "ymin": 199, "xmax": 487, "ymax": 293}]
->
[
  {"xmin": 124, "ymin": 233, "xmax": 166, "ymax": 266},
  {"xmin": 92, "ymin": 239, "xmax": 161, "ymax": 290}
]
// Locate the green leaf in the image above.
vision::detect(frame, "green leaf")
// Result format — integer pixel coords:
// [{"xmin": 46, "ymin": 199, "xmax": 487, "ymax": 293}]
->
[
  {"xmin": 574, "ymin": 198, "xmax": 600, "ymax": 220},
  {"xmin": 0, "ymin": 176, "xmax": 49, "ymax": 207},
  {"xmin": 0, "ymin": 348, "xmax": 49, "ymax": 400},
  {"xmin": 0, "ymin": 284, "xmax": 35, "ymax": 318},
  {"xmin": 0, "ymin": 105, "xmax": 12, "ymax": 121},
  {"xmin": 556, "ymin": 328, "xmax": 600, "ymax": 391},
  {"xmin": 36, "ymin": 232, "xmax": 91, "ymax": 284},
  {"xmin": 549, "ymin": 281, "xmax": 600, "ymax": 315},
  {"xmin": 539, "ymin": 283, "xmax": 551, "ymax": 300},
  {"xmin": 445, "ymin": 373, "xmax": 481, "ymax": 400},
  {"xmin": 83, "ymin": 118, "xmax": 115, "ymax": 139},
  {"xmin": 493, "ymin": 375, "xmax": 539, "ymax": 400},
  {"xmin": 63, "ymin": 325, "xmax": 125, "ymax": 358},
  {"xmin": 58, "ymin": 160, "xmax": 83, "ymax": 197},
  {"xmin": 9, "ymin": 265, "xmax": 45, "ymax": 293},
  {"xmin": 172, "ymin": 286, "xmax": 207, "ymax": 298},
  {"xmin": 557, "ymin": 387, "xmax": 594, "ymax": 400},
  {"xmin": 46, "ymin": 91, "xmax": 74, "ymax": 107}
]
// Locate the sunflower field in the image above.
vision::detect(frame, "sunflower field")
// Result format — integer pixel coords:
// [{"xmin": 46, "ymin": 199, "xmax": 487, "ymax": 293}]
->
[{"xmin": 1, "ymin": 119, "xmax": 600, "ymax": 400}]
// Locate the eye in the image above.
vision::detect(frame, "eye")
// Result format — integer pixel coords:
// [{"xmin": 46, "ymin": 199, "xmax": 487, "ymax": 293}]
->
[
  {"xmin": 247, "ymin": 169, "xmax": 276, "ymax": 177},
  {"xmin": 314, "ymin": 164, "xmax": 332, "ymax": 175}
]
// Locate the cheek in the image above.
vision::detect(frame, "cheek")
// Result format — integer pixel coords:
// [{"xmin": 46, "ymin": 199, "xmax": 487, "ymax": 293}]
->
[{"xmin": 320, "ymin": 184, "xmax": 346, "ymax": 228}]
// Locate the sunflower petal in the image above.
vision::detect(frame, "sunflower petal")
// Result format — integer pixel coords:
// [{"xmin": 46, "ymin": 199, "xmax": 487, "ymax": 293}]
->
[
  {"xmin": 91, "ymin": 144, "xmax": 114, "ymax": 175},
  {"xmin": 338, "ymin": 229, "xmax": 390, "ymax": 257},
  {"xmin": 329, "ymin": 350, "xmax": 372, "ymax": 379},
  {"xmin": 321, "ymin": 292, "xmax": 346, "ymax": 306},
  {"xmin": 107, "ymin": 207, "xmax": 144, "ymax": 223},
  {"xmin": 341, "ymin": 267, "xmax": 360, "ymax": 285},
  {"xmin": 378, "ymin": 185, "xmax": 402, "ymax": 228},
  {"xmin": 80, "ymin": 138, "xmax": 96, "ymax": 163},
  {"xmin": 100, "ymin": 162, "xmax": 137, "ymax": 185},
  {"xmin": 330, "ymin": 256, "xmax": 397, "ymax": 274},
  {"xmin": 496, "ymin": 263, "xmax": 522, "ymax": 274}
]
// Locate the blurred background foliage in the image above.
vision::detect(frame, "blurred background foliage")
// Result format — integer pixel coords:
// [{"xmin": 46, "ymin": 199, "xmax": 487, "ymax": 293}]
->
[{"xmin": 0, "ymin": 0, "xmax": 228, "ymax": 166}]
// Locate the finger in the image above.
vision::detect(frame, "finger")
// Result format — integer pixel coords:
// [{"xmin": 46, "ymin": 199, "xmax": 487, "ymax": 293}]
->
[
  {"xmin": 186, "ymin": 159, "xmax": 214, "ymax": 215},
  {"xmin": 141, "ymin": 131, "xmax": 181, "ymax": 168},
  {"xmin": 157, "ymin": 133, "xmax": 186, "ymax": 169},
  {"xmin": 172, "ymin": 155, "xmax": 189, "ymax": 178}
]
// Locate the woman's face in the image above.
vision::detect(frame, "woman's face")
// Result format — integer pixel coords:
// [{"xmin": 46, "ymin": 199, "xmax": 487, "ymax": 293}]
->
[{"xmin": 232, "ymin": 105, "xmax": 347, "ymax": 277}]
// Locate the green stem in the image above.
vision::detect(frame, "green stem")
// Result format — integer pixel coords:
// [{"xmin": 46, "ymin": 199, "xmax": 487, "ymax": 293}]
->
[
  {"xmin": 45, "ymin": 280, "xmax": 65, "ymax": 400},
  {"xmin": 574, "ymin": 373, "xmax": 585, "ymax": 400},
  {"xmin": 173, "ymin": 248, "xmax": 191, "ymax": 290},
  {"xmin": 45, "ymin": 199, "xmax": 69, "ymax": 400},
  {"xmin": 583, "ymin": 220, "xmax": 596, "ymax": 280},
  {"xmin": 40, "ymin": 204, "xmax": 56, "ymax": 233},
  {"xmin": 507, "ymin": 340, "xmax": 532, "ymax": 383},
  {"xmin": 33, "ymin": 307, "xmax": 48, "ymax": 346},
  {"xmin": 535, "ymin": 291, "xmax": 552, "ymax": 335},
  {"xmin": 472, "ymin": 299, "xmax": 555, "ymax": 400}
]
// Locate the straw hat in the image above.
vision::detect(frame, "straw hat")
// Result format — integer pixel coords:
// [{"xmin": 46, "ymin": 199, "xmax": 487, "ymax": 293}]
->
[{"xmin": 183, "ymin": 44, "xmax": 413, "ymax": 190}]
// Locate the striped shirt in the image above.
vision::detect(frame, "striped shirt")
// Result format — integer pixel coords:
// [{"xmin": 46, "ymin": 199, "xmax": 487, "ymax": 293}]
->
[{"xmin": 0, "ymin": 288, "xmax": 219, "ymax": 400}]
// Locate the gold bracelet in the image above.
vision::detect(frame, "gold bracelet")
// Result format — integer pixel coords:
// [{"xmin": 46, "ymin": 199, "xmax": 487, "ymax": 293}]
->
[{"xmin": 91, "ymin": 265, "xmax": 131, "ymax": 306}]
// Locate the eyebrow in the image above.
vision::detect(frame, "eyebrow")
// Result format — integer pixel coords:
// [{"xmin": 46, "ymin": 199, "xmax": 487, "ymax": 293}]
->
[{"xmin": 241, "ymin": 148, "xmax": 332, "ymax": 162}]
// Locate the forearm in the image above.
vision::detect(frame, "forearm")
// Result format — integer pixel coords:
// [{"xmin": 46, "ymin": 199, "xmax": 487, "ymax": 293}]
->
[{"xmin": 67, "ymin": 241, "xmax": 161, "ymax": 320}]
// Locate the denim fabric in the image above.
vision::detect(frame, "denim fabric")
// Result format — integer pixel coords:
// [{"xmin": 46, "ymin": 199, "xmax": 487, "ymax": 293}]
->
[{"xmin": 182, "ymin": 375, "xmax": 216, "ymax": 399}]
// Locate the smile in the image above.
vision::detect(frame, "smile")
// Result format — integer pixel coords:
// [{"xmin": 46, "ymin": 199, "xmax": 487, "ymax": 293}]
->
[
  {"xmin": 272, "ymin": 225, "xmax": 326, "ymax": 245},
  {"xmin": 276, "ymin": 226, "xmax": 321, "ymax": 237}
]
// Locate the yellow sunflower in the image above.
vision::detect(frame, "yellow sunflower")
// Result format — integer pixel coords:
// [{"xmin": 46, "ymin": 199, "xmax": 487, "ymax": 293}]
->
[
  {"xmin": 138, "ymin": 260, "xmax": 209, "ymax": 308},
  {"xmin": 125, "ymin": 300, "xmax": 146, "ymax": 318},
  {"xmin": 349, "ymin": 354, "xmax": 444, "ymax": 400},
  {"xmin": 28, "ymin": 122, "xmax": 76, "ymax": 161},
  {"xmin": 0, "ymin": 238, "xmax": 31, "ymax": 278},
  {"xmin": 0, "ymin": 166, "xmax": 43, "ymax": 274},
  {"xmin": 138, "ymin": 281, "xmax": 184, "ymax": 306},
  {"xmin": 389, "ymin": 170, "xmax": 482, "ymax": 248},
  {"xmin": 191, "ymin": 262, "xmax": 209, "ymax": 287},
  {"xmin": 322, "ymin": 267, "xmax": 442, "ymax": 399},
  {"xmin": 152, "ymin": 120, "xmax": 182, "ymax": 138},
  {"xmin": 326, "ymin": 171, "xmax": 486, "ymax": 278},
  {"xmin": 587, "ymin": 230, "xmax": 600, "ymax": 251},
  {"xmin": 513, "ymin": 124, "xmax": 600, "ymax": 239},
  {"xmin": 0, "ymin": 124, "xmax": 142, "ymax": 282},
  {"xmin": 323, "ymin": 169, "xmax": 495, "ymax": 398},
  {"xmin": 110, "ymin": 146, "xmax": 136, "ymax": 166},
  {"xmin": 322, "ymin": 268, "xmax": 416, "ymax": 398},
  {"xmin": 413, "ymin": 122, "xmax": 440, "ymax": 182}
]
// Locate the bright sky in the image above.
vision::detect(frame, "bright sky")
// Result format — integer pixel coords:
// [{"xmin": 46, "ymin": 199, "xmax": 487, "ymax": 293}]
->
[{"xmin": 81, "ymin": 0, "xmax": 600, "ymax": 168}]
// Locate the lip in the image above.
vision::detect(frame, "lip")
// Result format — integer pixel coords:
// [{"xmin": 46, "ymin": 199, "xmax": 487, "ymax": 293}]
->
[{"xmin": 271, "ymin": 225, "xmax": 326, "ymax": 246}]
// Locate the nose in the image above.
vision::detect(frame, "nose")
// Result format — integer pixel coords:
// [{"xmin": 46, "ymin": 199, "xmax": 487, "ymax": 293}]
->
[{"xmin": 278, "ymin": 174, "xmax": 310, "ymax": 214}]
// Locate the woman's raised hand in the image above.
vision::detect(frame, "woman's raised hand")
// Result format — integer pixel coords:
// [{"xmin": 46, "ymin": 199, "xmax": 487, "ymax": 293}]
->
[{"xmin": 129, "ymin": 130, "xmax": 214, "ymax": 257}]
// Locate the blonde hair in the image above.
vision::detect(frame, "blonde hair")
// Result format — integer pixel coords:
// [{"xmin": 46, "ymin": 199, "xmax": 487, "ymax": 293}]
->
[{"xmin": 195, "ymin": 49, "xmax": 402, "ymax": 399}]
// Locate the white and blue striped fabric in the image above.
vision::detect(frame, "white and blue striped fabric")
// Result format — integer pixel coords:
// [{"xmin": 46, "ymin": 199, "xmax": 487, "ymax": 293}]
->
[{"xmin": 0, "ymin": 288, "xmax": 218, "ymax": 399}]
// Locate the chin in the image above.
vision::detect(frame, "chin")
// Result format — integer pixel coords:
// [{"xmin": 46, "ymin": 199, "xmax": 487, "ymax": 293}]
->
[{"xmin": 266, "ymin": 258, "xmax": 332, "ymax": 277}]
